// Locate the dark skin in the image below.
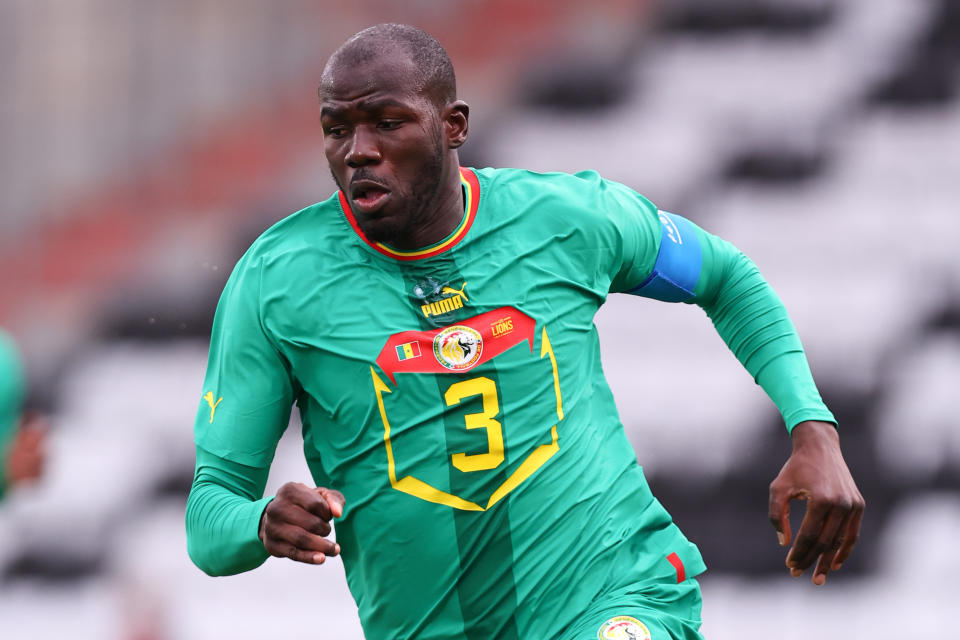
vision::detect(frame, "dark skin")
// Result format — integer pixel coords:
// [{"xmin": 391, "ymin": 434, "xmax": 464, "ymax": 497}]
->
[
  {"xmin": 261, "ymin": 43, "xmax": 865, "ymax": 585},
  {"xmin": 259, "ymin": 45, "xmax": 468, "ymax": 565},
  {"xmin": 319, "ymin": 45, "xmax": 468, "ymax": 250},
  {"xmin": 5, "ymin": 411, "xmax": 46, "ymax": 489},
  {"xmin": 771, "ymin": 420, "xmax": 864, "ymax": 585}
]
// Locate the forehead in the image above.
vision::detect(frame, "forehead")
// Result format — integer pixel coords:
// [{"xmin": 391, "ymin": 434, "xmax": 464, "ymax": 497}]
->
[{"xmin": 321, "ymin": 49, "xmax": 425, "ymax": 107}]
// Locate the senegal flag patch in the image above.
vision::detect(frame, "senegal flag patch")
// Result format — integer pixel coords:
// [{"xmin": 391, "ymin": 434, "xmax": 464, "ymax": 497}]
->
[{"xmin": 395, "ymin": 341, "xmax": 421, "ymax": 361}]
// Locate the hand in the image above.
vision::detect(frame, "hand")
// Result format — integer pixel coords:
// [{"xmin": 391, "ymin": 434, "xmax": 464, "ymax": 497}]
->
[
  {"xmin": 768, "ymin": 420, "xmax": 864, "ymax": 585},
  {"xmin": 5, "ymin": 412, "xmax": 47, "ymax": 487},
  {"xmin": 259, "ymin": 482, "xmax": 345, "ymax": 565}
]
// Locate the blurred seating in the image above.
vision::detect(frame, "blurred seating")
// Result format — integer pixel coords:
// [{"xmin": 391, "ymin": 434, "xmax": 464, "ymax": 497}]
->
[{"xmin": 1, "ymin": 0, "xmax": 958, "ymax": 637}]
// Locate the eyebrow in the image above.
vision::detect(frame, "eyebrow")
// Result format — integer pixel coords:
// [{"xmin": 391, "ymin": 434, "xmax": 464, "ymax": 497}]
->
[{"xmin": 320, "ymin": 97, "xmax": 413, "ymax": 119}]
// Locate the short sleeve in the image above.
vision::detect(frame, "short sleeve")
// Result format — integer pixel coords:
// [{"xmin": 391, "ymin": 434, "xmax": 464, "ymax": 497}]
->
[{"xmin": 194, "ymin": 255, "xmax": 294, "ymax": 467}]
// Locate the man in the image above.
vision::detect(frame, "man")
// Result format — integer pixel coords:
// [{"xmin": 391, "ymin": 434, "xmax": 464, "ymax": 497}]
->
[
  {"xmin": 0, "ymin": 329, "xmax": 45, "ymax": 499},
  {"xmin": 186, "ymin": 24, "xmax": 863, "ymax": 640}
]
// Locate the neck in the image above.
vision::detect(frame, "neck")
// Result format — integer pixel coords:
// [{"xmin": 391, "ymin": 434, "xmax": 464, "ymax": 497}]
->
[{"xmin": 390, "ymin": 159, "xmax": 464, "ymax": 251}]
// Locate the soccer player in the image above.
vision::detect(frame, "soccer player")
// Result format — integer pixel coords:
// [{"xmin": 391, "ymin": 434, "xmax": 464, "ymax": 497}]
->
[
  {"xmin": 0, "ymin": 329, "xmax": 45, "ymax": 499},
  {"xmin": 186, "ymin": 24, "xmax": 864, "ymax": 640}
]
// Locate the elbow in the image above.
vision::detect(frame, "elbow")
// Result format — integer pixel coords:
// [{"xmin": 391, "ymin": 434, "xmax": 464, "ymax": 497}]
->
[
  {"xmin": 185, "ymin": 509, "xmax": 223, "ymax": 576},
  {"xmin": 186, "ymin": 532, "xmax": 221, "ymax": 577},
  {"xmin": 184, "ymin": 498, "xmax": 268, "ymax": 577},
  {"xmin": 184, "ymin": 491, "xmax": 232, "ymax": 577}
]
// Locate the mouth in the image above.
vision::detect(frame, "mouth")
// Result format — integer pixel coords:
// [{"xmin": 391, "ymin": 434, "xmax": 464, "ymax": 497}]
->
[{"xmin": 349, "ymin": 180, "xmax": 392, "ymax": 215}]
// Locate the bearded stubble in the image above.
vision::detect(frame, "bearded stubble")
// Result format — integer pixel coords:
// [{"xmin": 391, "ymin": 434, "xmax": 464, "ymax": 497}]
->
[{"xmin": 331, "ymin": 126, "xmax": 446, "ymax": 246}]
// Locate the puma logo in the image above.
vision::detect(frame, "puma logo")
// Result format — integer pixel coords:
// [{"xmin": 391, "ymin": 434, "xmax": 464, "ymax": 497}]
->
[
  {"xmin": 420, "ymin": 281, "xmax": 469, "ymax": 319},
  {"xmin": 203, "ymin": 391, "xmax": 223, "ymax": 423},
  {"xmin": 441, "ymin": 281, "xmax": 468, "ymax": 301}
]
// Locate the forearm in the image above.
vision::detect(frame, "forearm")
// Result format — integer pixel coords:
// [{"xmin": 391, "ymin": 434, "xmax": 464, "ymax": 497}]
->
[
  {"xmin": 185, "ymin": 446, "xmax": 273, "ymax": 576},
  {"xmin": 692, "ymin": 229, "xmax": 835, "ymax": 432}
]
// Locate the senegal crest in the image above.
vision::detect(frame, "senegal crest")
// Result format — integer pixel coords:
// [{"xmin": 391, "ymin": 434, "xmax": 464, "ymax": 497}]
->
[
  {"xmin": 433, "ymin": 325, "xmax": 482, "ymax": 371},
  {"xmin": 597, "ymin": 616, "xmax": 651, "ymax": 640}
]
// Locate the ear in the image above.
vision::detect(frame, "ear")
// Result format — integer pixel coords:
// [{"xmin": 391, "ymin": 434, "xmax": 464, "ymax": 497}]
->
[{"xmin": 443, "ymin": 100, "xmax": 470, "ymax": 149}]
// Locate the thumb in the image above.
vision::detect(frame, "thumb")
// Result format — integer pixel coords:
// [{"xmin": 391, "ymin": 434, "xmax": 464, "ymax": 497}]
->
[
  {"xmin": 318, "ymin": 487, "xmax": 346, "ymax": 518},
  {"xmin": 768, "ymin": 483, "xmax": 792, "ymax": 547}
]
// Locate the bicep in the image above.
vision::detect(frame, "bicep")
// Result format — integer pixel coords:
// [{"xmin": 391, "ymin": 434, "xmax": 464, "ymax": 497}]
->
[
  {"xmin": 194, "ymin": 258, "xmax": 295, "ymax": 467},
  {"xmin": 618, "ymin": 209, "xmax": 748, "ymax": 306},
  {"xmin": 623, "ymin": 211, "xmax": 705, "ymax": 302}
]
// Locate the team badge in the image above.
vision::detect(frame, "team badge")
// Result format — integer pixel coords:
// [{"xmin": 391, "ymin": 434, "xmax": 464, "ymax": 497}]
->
[
  {"xmin": 433, "ymin": 325, "xmax": 483, "ymax": 371},
  {"xmin": 597, "ymin": 616, "xmax": 652, "ymax": 640}
]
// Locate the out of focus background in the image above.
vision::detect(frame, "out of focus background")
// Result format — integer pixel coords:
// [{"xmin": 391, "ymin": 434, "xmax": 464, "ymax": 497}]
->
[{"xmin": 1, "ymin": 0, "xmax": 958, "ymax": 637}]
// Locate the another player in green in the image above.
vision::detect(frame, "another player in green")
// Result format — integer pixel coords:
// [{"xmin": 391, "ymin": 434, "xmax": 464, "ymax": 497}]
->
[
  {"xmin": 186, "ymin": 24, "xmax": 864, "ymax": 639},
  {"xmin": 0, "ymin": 329, "xmax": 45, "ymax": 500}
]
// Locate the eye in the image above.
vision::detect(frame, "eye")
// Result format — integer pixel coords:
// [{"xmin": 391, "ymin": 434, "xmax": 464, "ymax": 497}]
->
[
  {"xmin": 324, "ymin": 125, "xmax": 348, "ymax": 138},
  {"xmin": 377, "ymin": 120, "xmax": 402, "ymax": 131}
]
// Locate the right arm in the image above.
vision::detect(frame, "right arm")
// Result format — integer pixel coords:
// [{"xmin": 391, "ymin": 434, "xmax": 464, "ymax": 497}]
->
[
  {"xmin": 186, "ymin": 447, "xmax": 345, "ymax": 575},
  {"xmin": 185, "ymin": 446, "xmax": 272, "ymax": 576},
  {"xmin": 185, "ymin": 253, "xmax": 341, "ymax": 574}
]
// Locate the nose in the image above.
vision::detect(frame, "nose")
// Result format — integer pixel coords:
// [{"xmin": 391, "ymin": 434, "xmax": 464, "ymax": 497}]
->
[{"xmin": 345, "ymin": 126, "xmax": 382, "ymax": 168}]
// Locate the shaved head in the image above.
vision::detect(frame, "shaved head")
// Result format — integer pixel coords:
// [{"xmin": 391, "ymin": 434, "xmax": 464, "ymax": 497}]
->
[{"xmin": 320, "ymin": 23, "xmax": 457, "ymax": 107}]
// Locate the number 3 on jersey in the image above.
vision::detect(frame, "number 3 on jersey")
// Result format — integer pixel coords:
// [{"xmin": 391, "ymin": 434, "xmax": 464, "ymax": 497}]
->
[
  {"xmin": 446, "ymin": 377, "xmax": 503, "ymax": 472},
  {"xmin": 371, "ymin": 311, "xmax": 563, "ymax": 511}
]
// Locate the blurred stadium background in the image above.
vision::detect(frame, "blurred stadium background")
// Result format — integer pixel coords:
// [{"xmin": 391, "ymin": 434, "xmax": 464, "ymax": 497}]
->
[{"xmin": 1, "ymin": 0, "xmax": 958, "ymax": 637}]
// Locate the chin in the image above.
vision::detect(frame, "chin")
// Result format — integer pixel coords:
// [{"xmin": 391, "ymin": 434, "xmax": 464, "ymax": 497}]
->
[{"xmin": 358, "ymin": 216, "xmax": 405, "ymax": 245}]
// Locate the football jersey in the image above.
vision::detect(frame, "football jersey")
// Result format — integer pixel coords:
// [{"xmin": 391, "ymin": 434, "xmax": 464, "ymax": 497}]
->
[
  {"xmin": 196, "ymin": 167, "xmax": 711, "ymax": 638},
  {"xmin": 0, "ymin": 330, "xmax": 25, "ymax": 498}
]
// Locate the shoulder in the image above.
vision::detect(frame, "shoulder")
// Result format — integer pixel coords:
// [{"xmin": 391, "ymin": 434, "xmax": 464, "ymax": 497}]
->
[
  {"xmin": 474, "ymin": 166, "xmax": 608, "ymax": 196},
  {"xmin": 228, "ymin": 193, "xmax": 345, "ymax": 283},
  {"xmin": 472, "ymin": 166, "xmax": 658, "ymax": 227},
  {"xmin": 244, "ymin": 194, "xmax": 342, "ymax": 263}
]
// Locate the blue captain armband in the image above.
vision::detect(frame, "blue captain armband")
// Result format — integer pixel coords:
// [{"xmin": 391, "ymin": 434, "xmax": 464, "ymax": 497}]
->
[{"xmin": 628, "ymin": 211, "xmax": 703, "ymax": 302}]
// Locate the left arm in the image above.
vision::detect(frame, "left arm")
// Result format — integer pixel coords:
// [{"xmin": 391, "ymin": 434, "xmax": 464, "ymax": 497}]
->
[{"xmin": 628, "ymin": 211, "xmax": 864, "ymax": 585}]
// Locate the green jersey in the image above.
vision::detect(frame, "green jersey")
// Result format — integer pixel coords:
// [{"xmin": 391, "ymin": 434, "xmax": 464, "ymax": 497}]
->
[
  {"xmin": 0, "ymin": 330, "xmax": 25, "ymax": 499},
  {"xmin": 188, "ymin": 167, "xmax": 834, "ymax": 639}
]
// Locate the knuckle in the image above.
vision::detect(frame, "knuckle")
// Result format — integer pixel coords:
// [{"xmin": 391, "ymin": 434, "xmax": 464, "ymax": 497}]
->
[
  {"xmin": 810, "ymin": 496, "xmax": 833, "ymax": 510},
  {"xmin": 278, "ymin": 481, "xmax": 304, "ymax": 497},
  {"xmin": 834, "ymin": 497, "xmax": 853, "ymax": 511}
]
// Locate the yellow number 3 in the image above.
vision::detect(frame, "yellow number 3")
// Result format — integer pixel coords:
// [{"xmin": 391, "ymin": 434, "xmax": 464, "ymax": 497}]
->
[{"xmin": 445, "ymin": 377, "xmax": 503, "ymax": 472}]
